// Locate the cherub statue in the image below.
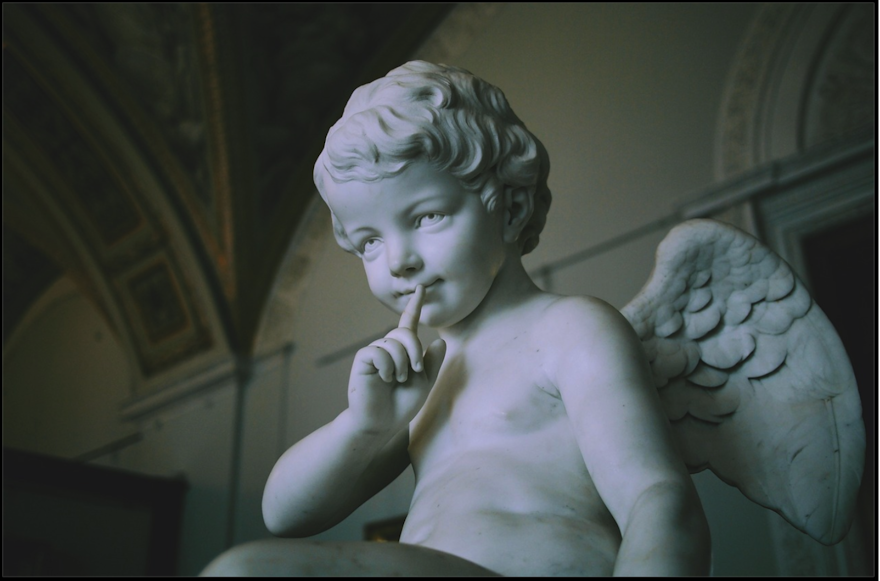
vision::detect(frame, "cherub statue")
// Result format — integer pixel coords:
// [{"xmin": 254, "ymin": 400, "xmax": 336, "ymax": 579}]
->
[{"xmin": 202, "ymin": 61, "xmax": 863, "ymax": 576}]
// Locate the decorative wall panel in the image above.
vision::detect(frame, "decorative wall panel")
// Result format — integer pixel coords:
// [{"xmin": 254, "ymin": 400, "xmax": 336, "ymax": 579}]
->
[{"xmin": 118, "ymin": 255, "xmax": 213, "ymax": 382}]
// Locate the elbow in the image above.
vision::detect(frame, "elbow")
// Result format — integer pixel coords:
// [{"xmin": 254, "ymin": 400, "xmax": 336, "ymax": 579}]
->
[
  {"xmin": 675, "ymin": 480, "xmax": 710, "ymax": 543},
  {"xmin": 667, "ymin": 480, "xmax": 712, "ymax": 573},
  {"xmin": 262, "ymin": 491, "xmax": 326, "ymax": 538},
  {"xmin": 262, "ymin": 474, "xmax": 298, "ymax": 537},
  {"xmin": 689, "ymin": 496, "xmax": 712, "ymax": 569},
  {"xmin": 681, "ymin": 489, "xmax": 711, "ymax": 548},
  {"xmin": 263, "ymin": 517, "xmax": 284, "ymax": 538},
  {"xmin": 634, "ymin": 479, "xmax": 707, "ymax": 527},
  {"xmin": 659, "ymin": 479, "xmax": 710, "ymax": 540},
  {"xmin": 685, "ymin": 507, "xmax": 712, "ymax": 575},
  {"xmin": 262, "ymin": 493, "xmax": 284, "ymax": 537},
  {"xmin": 262, "ymin": 487, "xmax": 298, "ymax": 537},
  {"xmin": 262, "ymin": 505, "xmax": 301, "ymax": 538},
  {"xmin": 628, "ymin": 480, "xmax": 712, "ymax": 572}
]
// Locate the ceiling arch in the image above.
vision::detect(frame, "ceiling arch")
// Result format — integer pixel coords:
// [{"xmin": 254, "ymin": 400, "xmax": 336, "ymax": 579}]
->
[
  {"xmin": 2, "ymin": 3, "xmax": 454, "ymax": 387},
  {"xmin": 716, "ymin": 3, "xmax": 875, "ymax": 180}
]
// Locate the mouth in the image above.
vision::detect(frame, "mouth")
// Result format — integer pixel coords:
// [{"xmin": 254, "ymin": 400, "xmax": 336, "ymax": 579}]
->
[{"xmin": 397, "ymin": 280, "xmax": 440, "ymax": 298}]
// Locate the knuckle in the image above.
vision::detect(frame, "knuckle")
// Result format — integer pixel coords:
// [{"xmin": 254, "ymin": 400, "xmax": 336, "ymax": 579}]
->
[
  {"xmin": 357, "ymin": 345, "xmax": 377, "ymax": 358},
  {"xmin": 369, "ymin": 339, "xmax": 395, "ymax": 351},
  {"xmin": 373, "ymin": 340, "xmax": 403, "ymax": 357},
  {"xmin": 389, "ymin": 331, "xmax": 416, "ymax": 346}
]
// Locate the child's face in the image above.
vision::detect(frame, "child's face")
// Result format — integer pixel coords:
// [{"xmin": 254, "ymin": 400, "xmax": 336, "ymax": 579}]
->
[{"xmin": 323, "ymin": 161, "xmax": 509, "ymax": 328}]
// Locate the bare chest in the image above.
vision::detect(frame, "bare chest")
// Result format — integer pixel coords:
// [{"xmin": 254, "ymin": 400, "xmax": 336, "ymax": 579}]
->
[
  {"xmin": 402, "ymin": 334, "xmax": 620, "ymax": 572},
  {"xmin": 408, "ymin": 338, "xmax": 566, "ymax": 464}
]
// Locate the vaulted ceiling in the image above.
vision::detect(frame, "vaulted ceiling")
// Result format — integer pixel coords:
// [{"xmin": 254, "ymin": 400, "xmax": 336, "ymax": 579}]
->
[{"xmin": 2, "ymin": 3, "xmax": 454, "ymax": 376}]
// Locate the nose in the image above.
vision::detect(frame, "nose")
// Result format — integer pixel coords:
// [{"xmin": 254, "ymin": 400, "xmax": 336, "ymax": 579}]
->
[{"xmin": 387, "ymin": 239, "xmax": 422, "ymax": 277}]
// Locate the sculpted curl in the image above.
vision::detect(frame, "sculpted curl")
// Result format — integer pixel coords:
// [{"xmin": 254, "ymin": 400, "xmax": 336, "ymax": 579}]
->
[{"xmin": 314, "ymin": 61, "xmax": 551, "ymax": 256}]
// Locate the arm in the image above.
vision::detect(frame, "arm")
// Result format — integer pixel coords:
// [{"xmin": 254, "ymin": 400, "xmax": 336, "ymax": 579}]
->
[
  {"xmin": 263, "ymin": 287, "xmax": 446, "ymax": 537},
  {"xmin": 262, "ymin": 409, "xmax": 410, "ymax": 537},
  {"xmin": 547, "ymin": 297, "xmax": 710, "ymax": 576}
]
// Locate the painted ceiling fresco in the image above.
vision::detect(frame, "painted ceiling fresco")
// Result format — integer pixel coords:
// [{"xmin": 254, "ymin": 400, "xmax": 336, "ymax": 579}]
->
[{"xmin": 2, "ymin": 3, "xmax": 453, "ymax": 376}]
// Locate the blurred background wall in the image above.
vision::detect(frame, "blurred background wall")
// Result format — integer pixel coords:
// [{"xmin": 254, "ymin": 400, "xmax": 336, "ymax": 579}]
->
[{"xmin": 2, "ymin": 3, "xmax": 874, "ymax": 576}]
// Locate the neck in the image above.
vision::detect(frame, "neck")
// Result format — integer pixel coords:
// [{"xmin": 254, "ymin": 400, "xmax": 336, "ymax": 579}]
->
[{"xmin": 437, "ymin": 251, "xmax": 543, "ymax": 348}]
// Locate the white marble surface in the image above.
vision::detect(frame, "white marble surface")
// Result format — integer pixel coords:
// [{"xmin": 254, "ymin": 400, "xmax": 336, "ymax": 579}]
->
[{"xmin": 203, "ymin": 61, "xmax": 862, "ymax": 577}]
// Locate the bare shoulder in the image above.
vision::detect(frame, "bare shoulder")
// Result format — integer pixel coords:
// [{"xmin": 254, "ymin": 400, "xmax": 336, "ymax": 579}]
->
[
  {"xmin": 532, "ymin": 295, "xmax": 649, "ymax": 393},
  {"xmin": 535, "ymin": 295, "xmax": 640, "ymax": 354}
]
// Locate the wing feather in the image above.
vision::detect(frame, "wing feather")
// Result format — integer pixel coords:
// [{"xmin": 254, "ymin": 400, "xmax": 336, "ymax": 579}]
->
[{"xmin": 621, "ymin": 219, "xmax": 864, "ymax": 545}]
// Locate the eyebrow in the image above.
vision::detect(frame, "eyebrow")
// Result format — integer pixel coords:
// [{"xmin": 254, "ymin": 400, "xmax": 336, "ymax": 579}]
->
[
  {"xmin": 398, "ymin": 187, "xmax": 456, "ymax": 215},
  {"xmin": 344, "ymin": 188, "xmax": 454, "ymax": 237},
  {"xmin": 346, "ymin": 224, "xmax": 376, "ymax": 238}
]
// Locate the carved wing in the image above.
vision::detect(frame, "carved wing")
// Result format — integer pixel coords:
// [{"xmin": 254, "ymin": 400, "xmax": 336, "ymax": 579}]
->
[{"xmin": 621, "ymin": 219, "xmax": 864, "ymax": 545}]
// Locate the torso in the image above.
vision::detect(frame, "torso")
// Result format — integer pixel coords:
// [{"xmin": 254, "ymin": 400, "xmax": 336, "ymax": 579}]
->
[{"xmin": 401, "ymin": 297, "xmax": 622, "ymax": 576}]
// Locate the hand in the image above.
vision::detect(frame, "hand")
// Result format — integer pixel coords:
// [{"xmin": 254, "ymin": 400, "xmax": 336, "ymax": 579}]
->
[{"xmin": 348, "ymin": 286, "xmax": 447, "ymax": 434}]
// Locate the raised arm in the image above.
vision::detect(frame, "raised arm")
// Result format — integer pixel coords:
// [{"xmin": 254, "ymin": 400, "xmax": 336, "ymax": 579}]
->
[
  {"xmin": 262, "ymin": 287, "xmax": 446, "ymax": 537},
  {"xmin": 547, "ymin": 297, "xmax": 710, "ymax": 576}
]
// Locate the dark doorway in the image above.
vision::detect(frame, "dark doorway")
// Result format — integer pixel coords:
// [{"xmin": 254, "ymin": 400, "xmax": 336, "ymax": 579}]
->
[{"xmin": 801, "ymin": 213, "xmax": 875, "ymax": 574}]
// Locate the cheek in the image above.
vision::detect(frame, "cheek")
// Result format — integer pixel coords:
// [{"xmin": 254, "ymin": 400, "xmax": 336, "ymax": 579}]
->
[
  {"xmin": 454, "ymin": 231, "xmax": 505, "ymax": 279},
  {"xmin": 363, "ymin": 263, "xmax": 397, "ymax": 306},
  {"xmin": 363, "ymin": 264, "xmax": 384, "ymax": 293},
  {"xmin": 438, "ymin": 223, "xmax": 496, "ymax": 268}
]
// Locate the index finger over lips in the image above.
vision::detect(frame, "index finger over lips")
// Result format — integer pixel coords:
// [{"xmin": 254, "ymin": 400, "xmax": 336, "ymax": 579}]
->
[{"xmin": 399, "ymin": 285, "xmax": 425, "ymax": 330}]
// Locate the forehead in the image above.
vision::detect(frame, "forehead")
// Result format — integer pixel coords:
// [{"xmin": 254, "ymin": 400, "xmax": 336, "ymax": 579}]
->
[{"xmin": 323, "ymin": 161, "xmax": 464, "ymax": 219}]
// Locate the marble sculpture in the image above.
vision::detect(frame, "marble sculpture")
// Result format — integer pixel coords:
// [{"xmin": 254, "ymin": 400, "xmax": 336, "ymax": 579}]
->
[{"xmin": 201, "ymin": 61, "xmax": 864, "ymax": 577}]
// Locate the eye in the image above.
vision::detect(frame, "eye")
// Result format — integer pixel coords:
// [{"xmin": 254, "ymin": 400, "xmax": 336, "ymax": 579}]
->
[
  {"xmin": 416, "ymin": 213, "xmax": 445, "ymax": 228},
  {"xmin": 361, "ymin": 238, "xmax": 381, "ymax": 254}
]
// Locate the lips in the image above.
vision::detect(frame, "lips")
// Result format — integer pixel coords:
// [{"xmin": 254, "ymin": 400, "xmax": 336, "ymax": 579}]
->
[{"xmin": 397, "ymin": 280, "xmax": 440, "ymax": 297}]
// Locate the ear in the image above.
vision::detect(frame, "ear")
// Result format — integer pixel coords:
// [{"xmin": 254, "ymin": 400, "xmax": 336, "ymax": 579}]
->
[{"xmin": 502, "ymin": 185, "xmax": 535, "ymax": 245}]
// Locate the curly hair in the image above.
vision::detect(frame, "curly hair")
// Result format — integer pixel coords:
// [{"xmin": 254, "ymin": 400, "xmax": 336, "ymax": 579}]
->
[{"xmin": 314, "ymin": 61, "xmax": 551, "ymax": 256}]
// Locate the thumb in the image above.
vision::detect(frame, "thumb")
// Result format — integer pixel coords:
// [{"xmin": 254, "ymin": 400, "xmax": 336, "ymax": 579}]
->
[{"xmin": 423, "ymin": 338, "xmax": 447, "ymax": 384}]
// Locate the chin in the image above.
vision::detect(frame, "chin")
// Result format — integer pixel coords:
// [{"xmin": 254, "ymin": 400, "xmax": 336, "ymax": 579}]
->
[
  {"xmin": 416, "ymin": 308, "xmax": 444, "ymax": 329},
  {"xmin": 421, "ymin": 304, "xmax": 473, "ymax": 330}
]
